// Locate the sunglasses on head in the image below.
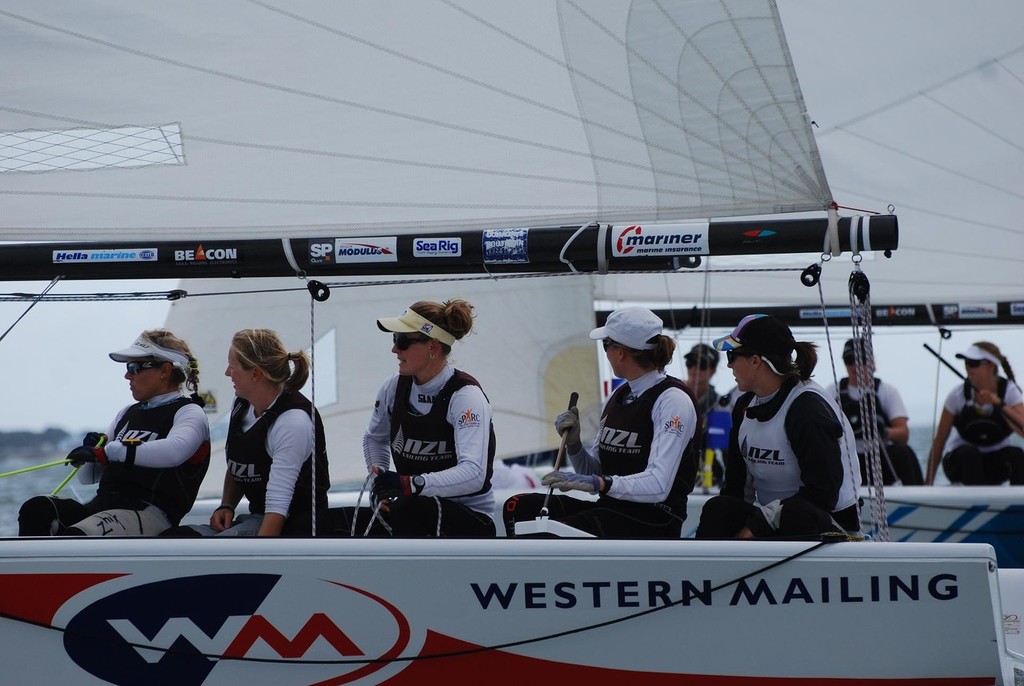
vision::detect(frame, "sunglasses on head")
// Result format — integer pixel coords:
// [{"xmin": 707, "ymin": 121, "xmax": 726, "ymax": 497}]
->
[
  {"xmin": 126, "ymin": 360, "xmax": 164, "ymax": 375},
  {"xmin": 726, "ymin": 349, "xmax": 755, "ymax": 364},
  {"xmin": 393, "ymin": 333, "xmax": 430, "ymax": 351},
  {"xmin": 964, "ymin": 359, "xmax": 988, "ymax": 368}
]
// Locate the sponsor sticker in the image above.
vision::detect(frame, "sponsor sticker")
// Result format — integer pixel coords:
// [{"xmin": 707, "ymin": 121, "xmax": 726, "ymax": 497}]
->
[
  {"xmin": 53, "ymin": 249, "xmax": 158, "ymax": 264},
  {"xmin": 611, "ymin": 224, "xmax": 708, "ymax": 257},
  {"xmin": 799, "ymin": 307, "xmax": 851, "ymax": 320},
  {"xmin": 483, "ymin": 228, "xmax": 529, "ymax": 264},
  {"xmin": 413, "ymin": 237, "xmax": 462, "ymax": 257},
  {"xmin": 958, "ymin": 303, "xmax": 997, "ymax": 319},
  {"xmin": 174, "ymin": 245, "xmax": 238, "ymax": 264},
  {"xmin": 873, "ymin": 306, "xmax": 917, "ymax": 319},
  {"xmin": 308, "ymin": 237, "xmax": 398, "ymax": 264},
  {"xmin": 456, "ymin": 408, "xmax": 482, "ymax": 429},
  {"xmin": 1010, "ymin": 303, "xmax": 1024, "ymax": 317}
]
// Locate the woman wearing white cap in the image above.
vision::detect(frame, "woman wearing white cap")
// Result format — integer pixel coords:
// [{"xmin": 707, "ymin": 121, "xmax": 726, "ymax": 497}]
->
[
  {"xmin": 18, "ymin": 329, "xmax": 211, "ymax": 536},
  {"xmin": 503, "ymin": 305, "xmax": 700, "ymax": 538},
  {"xmin": 694, "ymin": 314, "xmax": 861, "ymax": 540},
  {"xmin": 925, "ymin": 342, "xmax": 1024, "ymax": 485},
  {"xmin": 337, "ymin": 299, "xmax": 497, "ymax": 537}
]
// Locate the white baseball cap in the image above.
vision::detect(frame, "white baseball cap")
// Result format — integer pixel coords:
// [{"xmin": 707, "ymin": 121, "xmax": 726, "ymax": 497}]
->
[
  {"xmin": 955, "ymin": 344, "xmax": 1001, "ymax": 367},
  {"xmin": 590, "ymin": 306, "xmax": 662, "ymax": 351}
]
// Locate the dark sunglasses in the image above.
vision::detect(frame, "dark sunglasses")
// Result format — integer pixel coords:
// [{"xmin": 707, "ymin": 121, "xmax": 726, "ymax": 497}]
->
[
  {"xmin": 725, "ymin": 349, "xmax": 755, "ymax": 364},
  {"xmin": 393, "ymin": 333, "xmax": 430, "ymax": 351},
  {"xmin": 601, "ymin": 339, "xmax": 620, "ymax": 352},
  {"xmin": 685, "ymin": 359, "xmax": 714, "ymax": 370},
  {"xmin": 126, "ymin": 360, "xmax": 164, "ymax": 375},
  {"xmin": 964, "ymin": 359, "xmax": 988, "ymax": 368}
]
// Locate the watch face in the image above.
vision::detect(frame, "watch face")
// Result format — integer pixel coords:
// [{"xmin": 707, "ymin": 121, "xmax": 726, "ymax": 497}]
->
[{"xmin": 413, "ymin": 475, "xmax": 425, "ymax": 490}]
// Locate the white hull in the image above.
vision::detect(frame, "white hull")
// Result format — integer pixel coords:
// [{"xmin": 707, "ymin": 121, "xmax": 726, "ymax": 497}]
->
[{"xmin": 1, "ymin": 536, "xmax": 1022, "ymax": 684}]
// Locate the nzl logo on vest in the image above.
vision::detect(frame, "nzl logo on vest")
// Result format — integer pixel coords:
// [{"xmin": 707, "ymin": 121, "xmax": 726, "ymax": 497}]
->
[
  {"xmin": 226, "ymin": 459, "xmax": 259, "ymax": 480},
  {"xmin": 611, "ymin": 224, "xmax": 708, "ymax": 257},
  {"xmin": 741, "ymin": 437, "xmax": 782, "ymax": 464},
  {"xmin": 63, "ymin": 573, "xmax": 411, "ymax": 685},
  {"xmin": 599, "ymin": 427, "xmax": 642, "ymax": 450}
]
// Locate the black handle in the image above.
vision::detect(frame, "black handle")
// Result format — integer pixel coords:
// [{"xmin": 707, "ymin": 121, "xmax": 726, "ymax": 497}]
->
[{"xmin": 567, "ymin": 392, "xmax": 579, "ymax": 410}]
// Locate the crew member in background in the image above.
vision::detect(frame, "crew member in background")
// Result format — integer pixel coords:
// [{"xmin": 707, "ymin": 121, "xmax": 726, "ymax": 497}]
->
[
  {"xmin": 684, "ymin": 343, "xmax": 730, "ymax": 488},
  {"xmin": 926, "ymin": 342, "xmax": 1024, "ymax": 485},
  {"xmin": 826, "ymin": 338, "xmax": 922, "ymax": 486}
]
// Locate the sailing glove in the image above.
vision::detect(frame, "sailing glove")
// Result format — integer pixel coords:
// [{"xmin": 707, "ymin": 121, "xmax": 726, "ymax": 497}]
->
[
  {"xmin": 372, "ymin": 470, "xmax": 410, "ymax": 503},
  {"xmin": 67, "ymin": 444, "xmax": 108, "ymax": 467},
  {"xmin": 554, "ymin": 407, "xmax": 581, "ymax": 446},
  {"xmin": 83, "ymin": 432, "xmax": 108, "ymax": 448},
  {"xmin": 541, "ymin": 470, "xmax": 600, "ymax": 493}
]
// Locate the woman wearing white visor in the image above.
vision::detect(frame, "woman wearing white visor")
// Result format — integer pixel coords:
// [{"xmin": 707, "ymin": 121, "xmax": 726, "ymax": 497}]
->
[
  {"xmin": 18, "ymin": 329, "xmax": 211, "ymax": 536},
  {"xmin": 925, "ymin": 342, "xmax": 1024, "ymax": 485}
]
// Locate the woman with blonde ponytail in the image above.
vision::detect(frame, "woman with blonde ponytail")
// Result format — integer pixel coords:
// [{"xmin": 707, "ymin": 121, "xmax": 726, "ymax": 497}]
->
[{"xmin": 166, "ymin": 329, "xmax": 330, "ymax": 537}]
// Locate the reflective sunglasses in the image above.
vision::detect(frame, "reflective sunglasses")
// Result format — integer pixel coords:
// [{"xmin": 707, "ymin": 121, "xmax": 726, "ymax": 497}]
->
[
  {"xmin": 963, "ymin": 359, "xmax": 988, "ymax": 368},
  {"xmin": 726, "ymin": 349, "xmax": 755, "ymax": 365},
  {"xmin": 126, "ymin": 360, "xmax": 164, "ymax": 375},
  {"xmin": 393, "ymin": 333, "xmax": 430, "ymax": 351}
]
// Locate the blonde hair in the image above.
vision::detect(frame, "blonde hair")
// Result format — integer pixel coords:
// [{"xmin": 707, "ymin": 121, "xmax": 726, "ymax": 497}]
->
[
  {"xmin": 231, "ymin": 329, "xmax": 309, "ymax": 392},
  {"xmin": 143, "ymin": 328, "xmax": 200, "ymax": 393},
  {"xmin": 622, "ymin": 336, "xmax": 677, "ymax": 373}
]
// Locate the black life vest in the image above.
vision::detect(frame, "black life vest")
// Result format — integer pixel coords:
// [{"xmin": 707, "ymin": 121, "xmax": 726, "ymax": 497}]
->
[
  {"xmin": 953, "ymin": 378, "xmax": 1012, "ymax": 446},
  {"xmin": 838, "ymin": 377, "xmax": 888, "ymax": 441}
]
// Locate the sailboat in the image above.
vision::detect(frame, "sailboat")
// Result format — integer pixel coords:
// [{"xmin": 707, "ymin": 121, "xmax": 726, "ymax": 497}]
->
[{"xmin": 2, "ymin": 1, "xmax": 1024, "ymax": 682}]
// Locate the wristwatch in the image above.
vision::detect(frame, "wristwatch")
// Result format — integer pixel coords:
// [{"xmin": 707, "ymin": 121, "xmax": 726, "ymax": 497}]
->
[{"xmin": 411, "ymin": 474, "xmax": 426, "ymax": 495}]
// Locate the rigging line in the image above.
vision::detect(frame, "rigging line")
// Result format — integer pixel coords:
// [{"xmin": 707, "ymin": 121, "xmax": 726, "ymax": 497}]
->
[
  {"xmin": 441, "ymin": 0, "xmax": 804, "ymax": 187},
  {"xmin": 830, "ymin": 188, "xmax": 1024, "ymax": 237},
  {"xmin": 0, "ymin": 540, "xmax": 832, "ymax": 666},
  {"xmin": 0, "ymin": 276, "xmax": 62, "ymax": 344},
  {"xmin": 820, "ymin": 43, "xmax": 1024, "ymax": 133},
  {"xmin": 0, "ymin": 266, "xmax": 812, "ymax": 304},
  {"xmin": 833, "ymin": 128, "xmax": 1024, "ymax": 204},
  {"xmin": 922, "ymin": 92, "xmax": 1024, "ymax": 156}
]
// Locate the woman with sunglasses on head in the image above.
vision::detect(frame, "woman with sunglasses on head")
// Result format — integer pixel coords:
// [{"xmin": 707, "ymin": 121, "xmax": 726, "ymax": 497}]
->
[
  {"xmin": 503, "ymin": 306, "xmax": 700, "ymax": 538},
  {"xmin": 695, "ymin": 314, "xmax": 861, "ymax": 540},
  {"xmin": 166, "ymin": 328, "xmax": 330, "ymax": 537},
  {"xmin": 925, "ymin": 342, "xmax": 1024, "ymax": 485},
  {"xmin": 336, "ymin": 299, "xmax": 497, "ymax": 537},
  {"xmin": 18, "ymin": 329, "xmax": 211, "ymax": 536}
]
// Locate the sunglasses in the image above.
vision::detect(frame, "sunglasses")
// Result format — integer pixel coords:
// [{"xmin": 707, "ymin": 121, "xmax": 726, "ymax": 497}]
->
[
  {"xmin": 964, "ymin": 359, "xmax": 988, "ymax": 368},
  {"xmin": 602, "ymin": 339, "xmax": 621, "ymax": 352},
  {"xmin": 685, "ymin": 359, "xmax": 714, "ymax": 370},
  {"xmin": 726, "ymin": 349, "xmax": 755, "ymax": 364},
  {"xmin": 126, "ymin": 360, "xmax": 164, "ymax": 375},
  {"xmin": 393, "ymin": 333, "xmax": 430, "ymax": 351}
]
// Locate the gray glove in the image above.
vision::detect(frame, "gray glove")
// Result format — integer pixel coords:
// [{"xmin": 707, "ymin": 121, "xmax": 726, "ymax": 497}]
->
[
  {"xmin": 541, "ymin": 471, "xmax": 600, "ymax": 493},
  {"xmin": 554, "ymin": 406, "xmax": 581, "ymax": 446}
]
